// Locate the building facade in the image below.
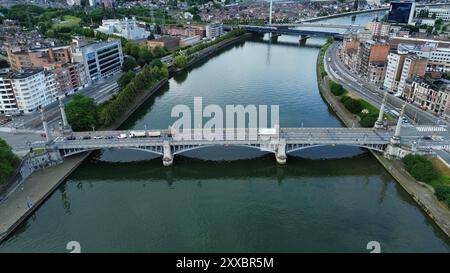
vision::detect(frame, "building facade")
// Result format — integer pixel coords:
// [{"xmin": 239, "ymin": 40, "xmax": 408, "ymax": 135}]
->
[
  {"xmin": 206, "ymin": 23, "xmax": 224, "ymax": 39},
  {"xmin": 0, "ymin": 69, "xmax": 57, "ymax": 114},
  {"xmin": 96, "ymin": 17, "xmax": 150, "ymax": 41},
  {"xmin": 71, "ymin": 39, "xmax": 124, "ymax": 82}
]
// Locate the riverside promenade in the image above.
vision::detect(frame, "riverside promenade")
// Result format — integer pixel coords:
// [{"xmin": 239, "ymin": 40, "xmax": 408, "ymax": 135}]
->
[
  {"xmin": 317, "ymin": 50, "xmax": 450, "ymax": 239},
  {"xmin": 0, "ymin": 154, "xmax": 87, "ymax": 242}
]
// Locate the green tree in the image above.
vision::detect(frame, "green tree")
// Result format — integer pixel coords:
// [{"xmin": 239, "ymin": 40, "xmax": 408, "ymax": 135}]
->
[
  {"xmin": 173, "ymin": 55, "xmax": 188, "ymax": 68},
  {"xmin": 137, "ymin": 47, "xmax": 153, "ymax": 66},
  {"xmin": 65, "ymin": 94, "xmax": 97, "ymax": 131},
  {"xmin": 118, "ymin": 71, "xmax": 136, "ymax": 88},
  {"xmin": 122, "ymin": 57, "xmax": 137, "ymax": 72},
  {"xmin": 0, "ymin": 138, "xmax": 20, "ymax": 185},
  {"xmin": 344, "ymin": 98, "xmax": 363, "ymax": 114}
]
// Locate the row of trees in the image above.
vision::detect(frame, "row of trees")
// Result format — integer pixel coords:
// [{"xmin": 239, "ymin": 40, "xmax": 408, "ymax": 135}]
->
[
  {"xmin": 185, "ymin": 28, "xmax": 246, "ymax": 56},
  {"xmin": 402, "ymin": 154, "xmax": 450, "ymax": 208},
  {"xmin": 328, "ymin": 79, "xmax": 380, "ymax": 128},
  {"xmin": 66, "ymin": 63, "xmax": 169, "ymax": 131},
  {"xmin": 0, "ymin": 138, "xmax": 20, "ymax": 185},
  {"xmin": 97, "ymin": 64, "xmax": 169, "ymax": 127},
  {"xmin": 123, "ymin": 43, "xmax": 169, "ymax": 68}
]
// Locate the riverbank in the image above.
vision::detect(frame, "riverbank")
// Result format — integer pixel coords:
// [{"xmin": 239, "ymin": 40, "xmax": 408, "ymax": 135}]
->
[
  {"xmin": 0, "ymin": 32, "xmax": 251, "ymax": 244},
  {"xmin": 316, "ymin": 47, "xmax": 450, "ymax": 239}
]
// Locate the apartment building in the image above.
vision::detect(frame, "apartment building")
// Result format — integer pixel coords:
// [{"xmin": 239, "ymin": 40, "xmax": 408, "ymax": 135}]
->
[
  {"xmin": 0, "ymin": 70, "xmax": 17, "ymax": 115},
  {"xmin": 357, "ymin": 41, "xmax": 389, "ymax": 81},
  {"xmin": 0, "ymin": 69, "xmax": 57, "ymax": 114},
  {"xmin": 366, "ymin": 22, "xmax": 391, "ymax": 38},
  {"xmin": 383, "ymin": 49, "xmax": 428, "ymax": 96},
  {"xmin": 404, "ymin": 76, "xmax": 450, "ymax": 118},
  {"xmin": 206, "ymin": 23, "xmax": 224, "ymax": 39},
  {"xmin": 71, "ymin": 39, "xmax": 124, "ymax": 81},
  {"xmin": 6, "ymin": 45, "xmax": 72, "ymax": 70}
]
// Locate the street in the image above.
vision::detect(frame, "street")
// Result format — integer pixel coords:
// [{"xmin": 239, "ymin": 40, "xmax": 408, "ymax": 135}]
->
[{"xmin": 325, "ymin": 41, "xmax": 449, "ymax": 127}]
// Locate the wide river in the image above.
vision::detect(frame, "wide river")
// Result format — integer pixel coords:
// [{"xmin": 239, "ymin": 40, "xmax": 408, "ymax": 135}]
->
[{"xmin": 1, "ymin": 11, "xmax": 450, "ymax": 252}]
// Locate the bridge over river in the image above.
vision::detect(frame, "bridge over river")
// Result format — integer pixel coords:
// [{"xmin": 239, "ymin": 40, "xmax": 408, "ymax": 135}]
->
[{"xmin": 29, "ymin": 123, "xmax": 449, "ymax": 166}]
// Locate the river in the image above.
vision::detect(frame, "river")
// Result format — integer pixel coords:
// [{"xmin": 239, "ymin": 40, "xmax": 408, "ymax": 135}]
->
[{"xmin": 1, "ymin": 10, "xmax": 450, "ymax": 252}]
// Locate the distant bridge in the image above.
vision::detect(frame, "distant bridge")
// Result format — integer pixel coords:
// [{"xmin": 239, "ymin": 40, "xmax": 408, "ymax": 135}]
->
[
  {"xmin": 241, "ymin": 25, "xmax": 345, "ymax": 42},
  {"xmin": 266, "ymin": 23, "xmax": 365, "ymax": 29}
]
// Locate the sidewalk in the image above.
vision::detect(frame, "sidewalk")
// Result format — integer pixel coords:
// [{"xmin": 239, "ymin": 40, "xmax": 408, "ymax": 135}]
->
[
  {"xmin": 0, "ymin": 153, "xmax": 88, "ymax": 243},
  {"xmin": 317, "ymin": 50, "xmax": 450, "ymax": 239}
]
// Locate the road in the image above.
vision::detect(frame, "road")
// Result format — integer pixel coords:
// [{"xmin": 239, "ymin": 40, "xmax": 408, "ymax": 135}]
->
[
  {"xmin": 325, "ymin": 41, "xmax": 449, "ymax": 127},
  {"xmin": 3, "ymin": 72, "xmax": 122, "ymax": 130}
]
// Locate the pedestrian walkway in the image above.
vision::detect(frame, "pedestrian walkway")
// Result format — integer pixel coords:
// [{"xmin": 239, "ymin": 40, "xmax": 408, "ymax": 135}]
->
[{"xmin": 416, "ymin": 126, "xmax": 447, "ymax": 132}]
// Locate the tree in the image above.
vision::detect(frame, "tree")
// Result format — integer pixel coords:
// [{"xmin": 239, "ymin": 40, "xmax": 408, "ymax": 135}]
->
[
  {"xmin": 330, "ymin": 81, "xmax": 346, "ymax": 96},
  {"xmin": 435, "ymin": 185, "xmax": 450, "ymax": 201},
  {"xmin": 65, "ymin": 94, "xmax": 97, "ymax": 131},
  {"xmin": 0, "ymin": 138, "xmax": 20, "ymax": 185},
  {"xmin": 173, "ymin": 55, "xmax": 188, "ymax": 68},
  {"xmin": 137, "ymin": 47, "xmax": 153, "ymax": 66},
  {"xmin": 122, "ymin": 57, "xmax": 137, "ymax": 72},
  {"xmin": 118, "ymin": 71, "xmax": 136, "ymax": 88},
  {"xmin": 344, "ymin": 98, "xmax": 363, "ymax": 114}
]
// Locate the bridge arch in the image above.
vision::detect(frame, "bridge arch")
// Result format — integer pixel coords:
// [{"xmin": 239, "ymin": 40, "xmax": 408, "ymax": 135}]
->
[
  {"xmin": 60, "ymin": 147, "xmax": 164, "ymax": 158},
  {"xmin": 172, "ymin": 144, "xmax": 276, "ymax": 155},
  {"xmin": 286, "ymin": 143, "xmax": 387, "ymax": 154}
]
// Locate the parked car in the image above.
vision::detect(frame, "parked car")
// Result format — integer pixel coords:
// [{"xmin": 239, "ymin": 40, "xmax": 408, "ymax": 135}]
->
[
  {"xmin": 82, "ymin": 135, "xmax": 91, "ymax": 140},
  {"xmin": 93, "ymin": 136, "xmax": 103, "ymax": 139},
  {"xmin": 117, "ymin": 133, "xmax": 127, "ymax": 139},
  {"xmin": 104, "ymin": 135, "xmax": 114, "ymax": 139},
  {"xmin": 422, "ymin": 136, "xmax": 432, "ymax": 140}
]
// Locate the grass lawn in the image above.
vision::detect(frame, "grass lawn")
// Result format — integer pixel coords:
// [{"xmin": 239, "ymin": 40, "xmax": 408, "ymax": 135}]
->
[
  {"xmin": 430, "ymin": 157, "xmax": 450, "ymax": 178},
  {"xmin": 53, "ymin": 15, "xmax": 81, "ymax": 29}
]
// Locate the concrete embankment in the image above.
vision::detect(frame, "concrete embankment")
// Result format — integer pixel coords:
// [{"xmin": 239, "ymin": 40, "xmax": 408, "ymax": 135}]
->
[
  {"xmin": 0, "ymin": 34, "xmax": 250, "ymax": 244},
  {"xmin": 316, "ymin": 51, "xmax": 450, "ymax": 239}
]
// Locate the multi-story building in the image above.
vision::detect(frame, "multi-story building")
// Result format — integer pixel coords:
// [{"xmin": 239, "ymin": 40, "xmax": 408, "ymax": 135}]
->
[
  {"xmin": 357, "ymin": 40, "xmax": 375, "ymax": 78},
  {"xmin": 147, "ymin": 37, "xmax": 180, "ymax": 51},
  {"xmin": 161, "ymin": 25, "xmax": 206, "ymax": 39},
  {"xmin": 415, "ymin": 7, "xmax": 450, "ymax": 21},
  {"xmin": 404, "ymin": 76, "xmax": 450, "ymax": 118},
  {"xmin": 397, "ymin": 55, "xmax": 428, "ymax": 95},
  {"xmin": 71, "ymin": 38, "xmax": 124, "ymax": 82},
  {"xmin": 398, "ymin": 43, "xmax": 450, "ymax": 72},
  {"xmin": 6, "ymin": 45, "xmax": 72, "ymax": 71},
  {"xmin": 96, "ymin": 17, "xmax": 150, "ymax": 41},
  {"xmin": 366, "ymin": 22, "xmax": 391, "ymax": 38},
  {"xmin": 383, "ymin": 49, "xmax": 428, "ymax": 96},
  {"xmin": 0, "ymin": 70, "xmax": 17, "ymax": 115},
  {"xmin": 0, "ymin": 69, "xmax": 57, "ymax": 114},
  {"xmin": 53, "ymin": 63, "xmax": 88, "ymax": 97},
  {"xmin": 206, "ymin": 23, "xmax": 224, "ymax": 39},
  {"xmin": 384, "ymin": 49, "xmax": 408, "ymax": 93}
]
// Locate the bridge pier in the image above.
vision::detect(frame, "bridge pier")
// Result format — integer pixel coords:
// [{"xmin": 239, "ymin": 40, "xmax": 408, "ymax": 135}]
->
[
  {"xmin": 299, "ymin": 35, "xmax": 309, "ymax": 45},
  {"xmin": 269, "ymin": 33, "xmax": 281, "ymax": 41},
  {"xmin": 163, "ymin": 141, "xmax": 173, "ymax": 166},
  {"xmin": 275, "ymin": 139, "xmax": 287, "ymax": 164}
]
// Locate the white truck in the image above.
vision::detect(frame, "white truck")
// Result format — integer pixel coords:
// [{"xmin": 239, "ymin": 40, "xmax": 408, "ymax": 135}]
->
[
  {"xmin": 258, "ymin": 128, "xmax": 277, "ymax": 136},
  {"xmin": 148, "ymin": 131, "xmax": 161, "ymax": 137},
  {"xmin": 117, "ymin": 133, "xmax": 127, "ymax": 139},
  {"xmin": 129, "ymin": 131, "xmax": 147, "ymax": 138}
]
